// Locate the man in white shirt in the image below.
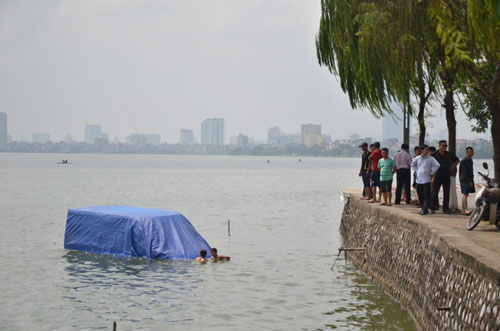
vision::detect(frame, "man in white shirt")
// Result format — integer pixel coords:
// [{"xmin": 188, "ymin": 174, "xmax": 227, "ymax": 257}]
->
[
  {"xmin": 411, "ymin": 145, "xmax": 440, "ymax": 215},
  {"xmin": 394, "ymin": 143, "xmax": 412, "ymax": 205}
]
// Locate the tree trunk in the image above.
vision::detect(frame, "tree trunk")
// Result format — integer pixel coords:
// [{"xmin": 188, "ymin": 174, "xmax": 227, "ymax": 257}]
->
[
  {"xmin": 489, "ymin": 101, "xmax": 500, "ymax": 181},
  {"xmin": 417, "ymin": 98, "xmax": 426, "ymax": 146},
  {"xmin": 467, "ymin": 62, "xmax": 500, "ymax": 181},
  {"xmin": 416, "ymin": 64, "xmax": 427, "ymax": 147},
  {"xmin": 442, "ymin": 73, "xmax": 457, "ymax": 154},
  {"xmin": 442, "ymin": 71, "xmax": 458, "ymax": 210},
  {"xmin": 444, "ymin": 89, "xmax": 457, "ymax": 155}
]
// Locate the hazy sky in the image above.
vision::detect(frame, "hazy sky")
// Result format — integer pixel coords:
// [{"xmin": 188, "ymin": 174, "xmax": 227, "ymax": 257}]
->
[{"xmin": 0, "ymin": 0, "xmax": 488, "ymax": 143}]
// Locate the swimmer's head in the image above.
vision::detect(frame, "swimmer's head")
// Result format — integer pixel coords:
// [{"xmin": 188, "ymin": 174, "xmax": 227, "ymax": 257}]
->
[
  {"xmin": 200, "ymin": 250, "xmax": 207, "ymax": 258},
  {"xmin": 211, "ymin": 248, "xmax": 218, "ymax": 256}
]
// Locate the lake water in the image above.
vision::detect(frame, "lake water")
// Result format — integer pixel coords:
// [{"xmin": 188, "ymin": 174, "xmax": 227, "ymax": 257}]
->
[{"xmin": 0, "ymin": 153, "xmax": 415, "ymax": 330}]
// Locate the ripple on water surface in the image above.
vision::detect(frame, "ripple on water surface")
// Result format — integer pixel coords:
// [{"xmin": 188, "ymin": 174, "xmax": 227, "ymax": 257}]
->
[{"xmin": 0, "ymin": 154, "xmax": 416, "ymax": 330}]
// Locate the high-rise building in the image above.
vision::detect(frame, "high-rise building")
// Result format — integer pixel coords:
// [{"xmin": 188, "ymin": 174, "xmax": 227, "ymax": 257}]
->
[
  {"xmin": 237, "ymin": 133, "xmax": 249, "ymax": 146},
  {"xmin": 145, "ymin": 133, "xmax": 161, "ymax": 145},
  {"xmin": 301, "ymin": 124, "xmax": 321, "ymax": 144},
  {"xmin": 304, "ymin": 133, "xmax": 331, "ymax": 147},
  {"xmin": 201, "ymin": 118, "xmax": 224, "ymax": 146},
  {"xmin": 126, "ymin": 134, "xmax": 148, "ymax": 146},
  {"xmin": 322, "ymin": 134, "xmax": 332, "ymax": 144},
  {"xmin": 180, "ymin": 129, "xmax": 194, "ymax": 145},
  {"xmin": 85, "ymin": 125, "xmax": 102, "ymax": 144},
  {"xmin": 279, "ymin": 134, "xmax": 302, "ymax": 145},
  {"xmin": 267, "ymin": 126, "xmax": 281, "ymax": 145},
  {"xmin": 382, "ymin": 103, "xmax": 405, "ymax": 142},
  {"xmin": 32, "ymin": 133, "xmax": 51, "ymax": 143},
  {"xmin": 0, "ymin": 112, "xmax": 7, "ymax": 145}
]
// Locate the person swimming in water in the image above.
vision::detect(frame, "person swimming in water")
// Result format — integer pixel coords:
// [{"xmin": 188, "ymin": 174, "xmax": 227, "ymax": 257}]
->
[
  {"xmin": 210, "ymin": 247, "xmax": 230, "ymax": 261},
  {"xmin": 194, "ymin": 249, "xmax": 208, "ymax": 263}
]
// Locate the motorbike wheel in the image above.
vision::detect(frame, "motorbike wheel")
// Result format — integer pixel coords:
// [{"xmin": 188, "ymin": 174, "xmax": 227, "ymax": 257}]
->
[{"xmin": 467, "ymin": 202, "xmax": 488, "ymax": 231}]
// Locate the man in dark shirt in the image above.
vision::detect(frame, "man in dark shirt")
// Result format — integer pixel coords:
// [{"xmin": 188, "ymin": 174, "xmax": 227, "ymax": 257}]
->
[
  {"xmin": 394, "ymin": 143, "xmax": 412, "ymax": 205},
  {"xmin": 359, "ymin": 142, "xmax": 371, "ymax": 200},
  {"xmin": 413, "ymin": 146, "xmax": 421, "ymax": 205},
  {"xmin": 431, "ymin": 140, "xmax": 460, "ymax": 214},
  {"xmin": 459, "ymin": 146, "xmax": 475, "ymax": 215}
]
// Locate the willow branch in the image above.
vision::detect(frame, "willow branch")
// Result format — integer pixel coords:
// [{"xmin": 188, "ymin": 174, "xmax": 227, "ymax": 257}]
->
[{"xmin": 467, "ymin": 62, "xmax": 491, "ymax": 98}]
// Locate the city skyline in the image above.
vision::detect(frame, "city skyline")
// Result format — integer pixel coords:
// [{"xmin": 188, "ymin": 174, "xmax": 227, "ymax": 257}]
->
[
  {"xmin": 0, "ymin": 110, "xmax": 491, "ymax": 146},
  {"xmin": 0, "ymin": 2, "xmax": 491, "ymax": 146}
]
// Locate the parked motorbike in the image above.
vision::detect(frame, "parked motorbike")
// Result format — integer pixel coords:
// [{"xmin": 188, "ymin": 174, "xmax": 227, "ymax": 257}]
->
[{"xmin": 467, "ymin": 162, "xmax": 500, "ymax": 230}]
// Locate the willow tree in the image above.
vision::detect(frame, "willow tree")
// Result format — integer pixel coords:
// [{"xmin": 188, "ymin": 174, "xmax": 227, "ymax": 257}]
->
[
  {"xmin": 316, "ymin": 0, "xmax": 438, "ymax": 146},
  {"xmin": 316, "ymin": 0, "xmax": 392, "ymax": 116},
  {"xmin": 430, "ymin": 0, "xmax": 500, "ymax": 180}
]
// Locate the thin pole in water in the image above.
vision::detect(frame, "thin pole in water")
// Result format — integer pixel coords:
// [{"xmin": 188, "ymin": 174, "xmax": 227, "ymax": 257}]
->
[
  {"xmin": 228, "ymin": 219, "xmax": 231, "ymax": 236},
  {"xmin": 113, "ymin": 321, "xmax": 117, "ymax": 331}
]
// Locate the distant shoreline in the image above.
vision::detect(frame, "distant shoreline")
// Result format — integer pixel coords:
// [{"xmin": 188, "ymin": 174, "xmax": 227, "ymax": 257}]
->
[
  {"xmin": 0, "ymin": 150, "xmax": 360, "ymax": 158},
  {"xmin": 0, "ymin": 138, "xmax": 494, "ymax": 159}
]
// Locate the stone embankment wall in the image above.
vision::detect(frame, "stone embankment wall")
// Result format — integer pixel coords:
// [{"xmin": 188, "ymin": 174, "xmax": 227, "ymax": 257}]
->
[{"xmin": 341, "ymin": 194, "xmax": 500, "ymax": 331}]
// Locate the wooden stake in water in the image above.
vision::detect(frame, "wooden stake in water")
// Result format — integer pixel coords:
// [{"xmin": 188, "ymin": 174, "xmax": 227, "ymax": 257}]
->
[
  {"xmin": 228, "ymin": 219, "xmax": 231, "ymax": 236},
  {"xmin": 113, "ymin": 321, "xmax": 117, "ymax": 331}
]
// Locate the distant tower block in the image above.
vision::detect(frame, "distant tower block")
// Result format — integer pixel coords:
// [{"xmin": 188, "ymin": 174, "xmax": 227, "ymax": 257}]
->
[
  {"xmin": 180, "ymin": 129, "xmax": 194, "ymax": 145},
  {"xmin": 0, "ymin": 112, "xmax": 7, "ymax": 145},
  {"xmin": 201, "ymin": 118, "xmax": 224, "ymax": 146},
  {"xmin": 382, "ymin": 102, "xmax": 409, "ymax": 142},
  {"xmin": 84, "ymin": 125, "xmax": 102, "ymax": 144},
  {"xmin": 267, "ymin": 126, "xmax": 281, "ymax": 145},
  {"xmin": 301, "ymin": 123, "xmax": 321, "ymax": 144}
]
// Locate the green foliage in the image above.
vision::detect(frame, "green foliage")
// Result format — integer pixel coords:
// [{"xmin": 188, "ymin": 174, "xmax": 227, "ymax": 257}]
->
[
  {"xmin": 316, "ymin": 0, "xmax": 391, "ymax": 117},
  {"xmin": 428, "ymin": 1, "xmax": 472, "ymax": 67},
  {"xmin": 316, "ymin": 0, "xmax": 438, "ymax": 121},
  {"xmin": 460, "ymin": 61, "xmax": 495, "ymax": 132},
  {"xmin": 429, "ymin": 0, "xmax": 500, "ymax": 127}
]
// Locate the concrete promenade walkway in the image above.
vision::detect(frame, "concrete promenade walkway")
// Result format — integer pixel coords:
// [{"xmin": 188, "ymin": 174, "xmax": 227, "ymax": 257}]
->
[{"xmin": 342, "ymin": 188, "xmax": 500, "ymax": 273}]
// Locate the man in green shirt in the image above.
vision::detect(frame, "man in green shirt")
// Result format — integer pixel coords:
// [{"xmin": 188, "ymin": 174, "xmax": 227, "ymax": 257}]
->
[{"xmin": 378, "ymin": 148, "xmax": 397, "ymax": 206}]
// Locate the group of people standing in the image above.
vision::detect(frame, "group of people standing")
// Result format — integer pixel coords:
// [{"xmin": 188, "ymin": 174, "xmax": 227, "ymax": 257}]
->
[{"xmin": 359, "ymin": 140, "xmax": 476, "ymax": 216}]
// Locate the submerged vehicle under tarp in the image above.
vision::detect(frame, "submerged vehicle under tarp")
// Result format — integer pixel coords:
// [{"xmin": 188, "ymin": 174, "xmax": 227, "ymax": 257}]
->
[{"xmin": 64, "ymin": 205, "xmax": 211, "ymax": 259}]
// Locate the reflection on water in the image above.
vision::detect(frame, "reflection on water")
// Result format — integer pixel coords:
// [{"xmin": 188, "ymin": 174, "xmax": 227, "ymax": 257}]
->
[
  {"xmin": 0, "ymin": 154, "xmax": 416, "ymax": 330},
  {"xmin": 61, "ymin": 251, "xmax": 202, "ymax": 328},
  {"xmin": 321, "ymin": 265, "xmax": 415, "ymax": 330}
]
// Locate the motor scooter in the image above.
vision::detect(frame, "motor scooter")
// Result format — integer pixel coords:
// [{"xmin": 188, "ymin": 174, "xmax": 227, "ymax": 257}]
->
[{"xmin": 467, "ymin": 162, "xmax": 500, "ymax": 230}]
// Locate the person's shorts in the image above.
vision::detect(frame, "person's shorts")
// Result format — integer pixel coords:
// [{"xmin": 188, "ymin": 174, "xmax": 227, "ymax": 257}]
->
[
  {"xmin": 362, "ymin": 171, "xmax": 370, "ymax": 188},
  {"xmin": 460, "ymin": 181, "xmax": 476, "ymax": 195},
  {"xmin": 370, "ymin": 171, "xmax": 380, "ymax": 188},
  {"xmin": 380, "ymin": 180, "xmax": 393, "ymax": 193}
]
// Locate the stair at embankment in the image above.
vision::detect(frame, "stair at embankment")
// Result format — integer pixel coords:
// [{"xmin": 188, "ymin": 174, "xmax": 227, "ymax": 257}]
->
[{"xmin": 341, "ymin": 188, "xmax": 500, "ymax": 331}]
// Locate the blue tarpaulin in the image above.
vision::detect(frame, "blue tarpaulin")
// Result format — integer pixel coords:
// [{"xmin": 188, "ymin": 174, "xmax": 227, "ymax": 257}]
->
[{"xmin": 64, "ymin": 206, "xmax": 211, "ymax": 259}]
